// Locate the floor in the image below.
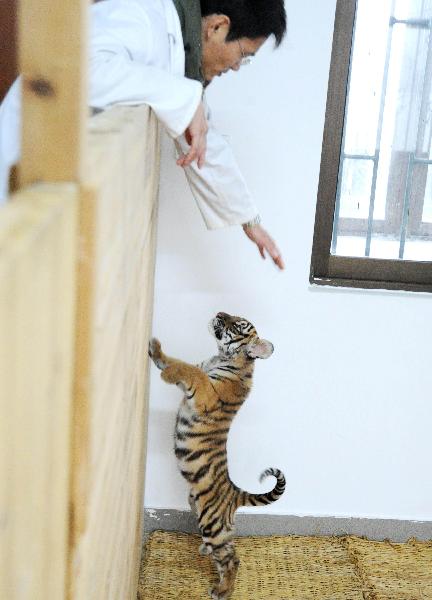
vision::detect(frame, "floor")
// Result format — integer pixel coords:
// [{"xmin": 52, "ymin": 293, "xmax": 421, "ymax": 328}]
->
[{"xmin": 138, "ymin": 530, "xmax": 432, "ymax": 600}]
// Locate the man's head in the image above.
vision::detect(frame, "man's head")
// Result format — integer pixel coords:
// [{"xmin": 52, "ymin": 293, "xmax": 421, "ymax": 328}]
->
[{"xmin": 200, "ymin": 0, "xmax": 287, "ymax": 82}]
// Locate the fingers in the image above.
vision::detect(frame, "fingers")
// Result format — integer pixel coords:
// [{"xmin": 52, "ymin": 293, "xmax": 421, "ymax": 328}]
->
[
  {"xmin": 258, "ymin": 243, "xmax": 285, "ymax": 270},
  {"xmin": 244, "ymin": 224, "xmax": 285, "ymax": 270},
  {"xmin": 197, "ymin": 143, "xmax": 206, "ymax": 169},
  {"xmin": 274, "ymin": 254, "xmax": 285, "ymax": 270},
  {"xmin": 176, "ymin": 134, "xmax": 207, "ymax": 168},
  {"xmin": 177, "ymin": 101, "xmax": 208, "ymax": 169},
  {"xmin": 266, "ymin": 238, "xmax": 284, "ymax": 270}
]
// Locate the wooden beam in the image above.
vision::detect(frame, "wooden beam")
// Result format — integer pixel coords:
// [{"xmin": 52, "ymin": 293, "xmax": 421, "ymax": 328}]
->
[
  {"xmin": 18, "ymin": 0, "xmax": 88, "ymax": 188},
  {"xmin": 0, "ymin": 184, "xmax": 78, "ymax": 600},
  {"xmin": 69, "ymin": 106, "xmax": 160, "ymax": 600}
]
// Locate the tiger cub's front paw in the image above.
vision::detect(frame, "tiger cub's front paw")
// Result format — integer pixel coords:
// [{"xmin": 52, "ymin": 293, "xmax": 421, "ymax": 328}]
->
[{"xmin": 148, "ymin": 338, "xmax": 163, "ymax": 368}]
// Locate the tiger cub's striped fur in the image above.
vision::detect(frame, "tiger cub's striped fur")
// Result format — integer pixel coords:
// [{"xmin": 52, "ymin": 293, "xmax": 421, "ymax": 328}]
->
[{"xmin": 148, "ymin": 312, "xmax": 285, "ymax": 600}]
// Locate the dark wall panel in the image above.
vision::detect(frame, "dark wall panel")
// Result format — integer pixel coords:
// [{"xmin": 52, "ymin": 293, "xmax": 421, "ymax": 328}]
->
[{"xmin": 0, "ymin": 0, "xmax": 17, "ymax": 102}]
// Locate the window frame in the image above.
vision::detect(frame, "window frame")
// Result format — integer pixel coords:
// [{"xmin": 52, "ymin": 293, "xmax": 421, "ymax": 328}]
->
[{"xmin": 310, "ymin": 0, "xmax": 432, "ymax": 293}]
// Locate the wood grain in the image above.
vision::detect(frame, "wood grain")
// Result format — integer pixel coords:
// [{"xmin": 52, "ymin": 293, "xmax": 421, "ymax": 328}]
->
[
  {"xmin": 0, "ymin": 184, "xmax": 79, "ymax": 600},
  {"xmin": 18, "ymin": 0, "xmax": 88, "ymax": 188},
  {"xmin": 69, "ymin": 105, "xmax": 160, "ymax": 600}
]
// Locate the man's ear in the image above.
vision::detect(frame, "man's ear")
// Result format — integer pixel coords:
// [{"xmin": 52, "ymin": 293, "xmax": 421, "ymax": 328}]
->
[
  {"xmin": 247, "ymin": 338, "xmax": 274, "ymax": 360},
  {"xmin": 203, "ymin": 14, "xmax": 230, "ymax": 38}
]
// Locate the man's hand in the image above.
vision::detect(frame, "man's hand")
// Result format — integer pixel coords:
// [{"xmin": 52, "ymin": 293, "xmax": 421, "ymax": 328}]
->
[
  {"xmin": 242, "ymin": 224, "xmax": 285, "ymax": 270},
  {"xmin": 177, "ymin": 101, "xmax": 208, "ymax": 169}
]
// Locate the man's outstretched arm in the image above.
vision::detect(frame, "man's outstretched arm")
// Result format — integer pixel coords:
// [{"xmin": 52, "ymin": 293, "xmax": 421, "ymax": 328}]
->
[{"xmin": 242, "ymin": 221, "xmax": 285, "ymax": 270}]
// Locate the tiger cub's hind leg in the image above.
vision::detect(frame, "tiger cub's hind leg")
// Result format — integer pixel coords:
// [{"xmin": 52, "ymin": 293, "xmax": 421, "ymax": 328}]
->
[
  {"xmin": 188, "ymin": 493, "xmax": 213, "ymax": 556},
  {"xmin": 208, "ymin": 538, "xmax": 239, "ymax": 600}
]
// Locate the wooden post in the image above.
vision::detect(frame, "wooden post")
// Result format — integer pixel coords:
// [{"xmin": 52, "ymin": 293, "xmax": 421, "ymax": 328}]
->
[
  {"xmin": 69, "ymin": 106, "xmax": 160, "ymax": 600},
  {"xmin": 5, "ymin": 4, "xmax": 160, "ymax": 600},
  {"xmin": 18, "ymin": 0, "xmax": 88, "ymax": 188},
  {"xmin": 0, "ymin": 185, "xmax": 79, "ymax": 600}
]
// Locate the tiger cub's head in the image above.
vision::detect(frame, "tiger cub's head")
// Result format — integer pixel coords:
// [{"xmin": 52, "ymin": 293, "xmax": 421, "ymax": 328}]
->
[{"xmin": 210, "ymin": 312, "xmax": 274, "ymax": 360}]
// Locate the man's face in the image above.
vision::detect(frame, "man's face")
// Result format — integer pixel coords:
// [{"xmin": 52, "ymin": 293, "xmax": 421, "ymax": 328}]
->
[{"xmin": 201, "ymin": 15, "xmax": 266, "ymax": 83}]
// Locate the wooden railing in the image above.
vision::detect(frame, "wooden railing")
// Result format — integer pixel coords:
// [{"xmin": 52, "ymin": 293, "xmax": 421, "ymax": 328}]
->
[
  {"xmin": 0, "ymin": 1, "xmax": 160, "ymax": 598},
  {"xmin": 0, "ymin": 184, "xmax": 79, "ymax": 600},
  {"xmin": 70, "ymin": 105, "xmax": 159, "ymax": 600}
]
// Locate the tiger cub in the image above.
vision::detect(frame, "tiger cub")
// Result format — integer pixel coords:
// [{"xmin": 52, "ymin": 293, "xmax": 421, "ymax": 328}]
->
[{"xmin": 148, "ymin": 312, "xmax": 285, "ymax": 600}]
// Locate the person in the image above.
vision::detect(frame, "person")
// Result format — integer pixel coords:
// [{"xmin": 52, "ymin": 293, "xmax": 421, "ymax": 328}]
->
[{"xmin": 0, "ymin": 0, "xmax": 286, "ymax": 269}]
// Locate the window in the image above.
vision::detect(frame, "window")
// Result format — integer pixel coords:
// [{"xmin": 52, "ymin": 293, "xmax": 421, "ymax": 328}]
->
[{"xmin": 310, "ymin": 0, "xmax": 432, "ymax": 292}]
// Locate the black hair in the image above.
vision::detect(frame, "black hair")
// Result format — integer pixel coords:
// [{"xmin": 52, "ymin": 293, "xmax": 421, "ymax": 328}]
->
[{"xmin": 200, "ymin": 0, "xmax": 287, "ymax": 46}]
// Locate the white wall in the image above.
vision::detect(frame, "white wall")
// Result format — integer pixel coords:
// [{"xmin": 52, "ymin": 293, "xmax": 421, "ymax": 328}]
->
[{"xmin": 144, "ymin": 0, "xmax": 432, "ymax": 521}]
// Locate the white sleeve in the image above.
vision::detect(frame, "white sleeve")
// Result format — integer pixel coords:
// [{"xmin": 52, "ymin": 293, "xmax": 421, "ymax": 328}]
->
[
  {"xmin": 174, "ymin": 104, "xmax": 259, "ymax": 230},
  {"xmin": 89, "ymin": 1, "xmax": 202, "ymax": 139},
  {"xmin": 89, "ymin": 55, "xmax": 202, "ymax": 139}
]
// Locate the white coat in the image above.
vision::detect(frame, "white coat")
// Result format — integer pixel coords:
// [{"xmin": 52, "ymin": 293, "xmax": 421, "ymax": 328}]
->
[{"xmin": 0, "ymin": 0, "xmax": 258, "ymax": 229}]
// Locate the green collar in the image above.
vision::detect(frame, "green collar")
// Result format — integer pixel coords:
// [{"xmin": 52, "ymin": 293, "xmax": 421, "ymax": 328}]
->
[{"xmin": 172, "ymin": 0, "xmax": 204, "ymax": 84}]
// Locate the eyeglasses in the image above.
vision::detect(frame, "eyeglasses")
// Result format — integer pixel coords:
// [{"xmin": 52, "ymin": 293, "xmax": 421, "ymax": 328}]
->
[{"xmin": 237, "ymin": 40, "xmax": 252, "ymax": 67}]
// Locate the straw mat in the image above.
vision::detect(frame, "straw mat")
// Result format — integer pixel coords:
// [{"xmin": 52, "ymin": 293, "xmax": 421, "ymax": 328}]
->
[
  {"xmin": 344, "ymin": 536, "xmax": 432, "ymax": 599},
  {"xmin": 138, "ymin": 531, "xmax": 432, "ymax": 600}
]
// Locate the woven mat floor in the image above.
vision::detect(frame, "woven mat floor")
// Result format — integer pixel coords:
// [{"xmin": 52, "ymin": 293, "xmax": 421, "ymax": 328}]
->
[{"xmin": 138, "ymin": 531, "xmax": 432, "ymax": 600}]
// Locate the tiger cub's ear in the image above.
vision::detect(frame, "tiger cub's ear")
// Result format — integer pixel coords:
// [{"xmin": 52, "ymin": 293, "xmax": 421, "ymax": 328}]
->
[{"xmin": 247, "ymin": 338, "xmax": 274, "ymax": 359}]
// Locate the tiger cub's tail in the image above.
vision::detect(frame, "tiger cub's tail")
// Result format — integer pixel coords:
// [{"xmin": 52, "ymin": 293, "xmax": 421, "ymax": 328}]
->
[{"xmin": 242, "ymin": 467, "xmax": 286, "ymax": 507}]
